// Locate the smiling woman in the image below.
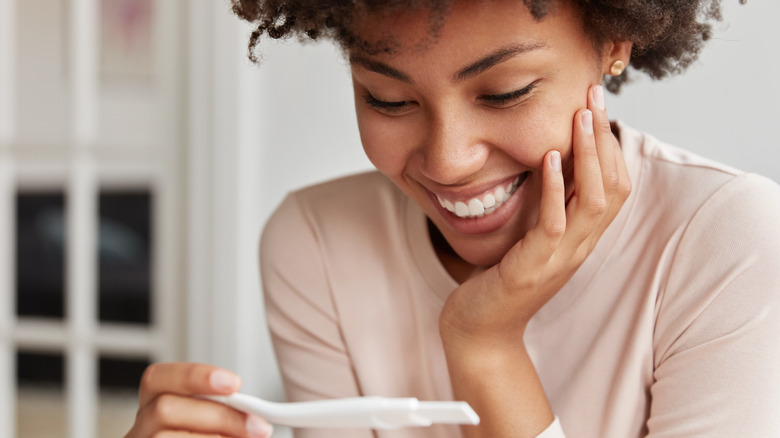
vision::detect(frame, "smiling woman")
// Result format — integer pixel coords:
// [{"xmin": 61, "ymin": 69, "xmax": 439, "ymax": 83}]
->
[{"xmin": 125, "ymin": 1, "xmax": 780, "ymax": 438}]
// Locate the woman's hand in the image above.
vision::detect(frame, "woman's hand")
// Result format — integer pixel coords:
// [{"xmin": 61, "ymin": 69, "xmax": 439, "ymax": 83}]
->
[
  {"xmin": 439, "ymin": 84, "xmax": 631, "ymax": 437},
  {"xmin": 440, "ymin": 84, "xmax": 631, "ymax": 344},
  {"xmin": 125, "ymin": 362, "xmax": 273, "ymax": 438}
]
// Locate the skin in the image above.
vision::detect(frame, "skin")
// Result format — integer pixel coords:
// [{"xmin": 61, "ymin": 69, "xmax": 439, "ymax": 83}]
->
[
  {"xmin": 126, "ymin": 1, "xmax": 631, "ymax": 437},
  {"xmin": 125, "ymin": 362, "xmax": 273, "ymax": 438}
]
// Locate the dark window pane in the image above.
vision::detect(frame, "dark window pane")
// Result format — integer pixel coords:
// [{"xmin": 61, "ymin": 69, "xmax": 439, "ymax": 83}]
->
[
  {"xmin": 17, "ymin": 351, "xmax": 66, "ymax": 437},
  {"xmin": 98, "ymin": 356, "xmax": 148, "ymax": 436},
  {"xmin": 16, "ymin": 193, "xmax": 66, "ymax": 319},
  {"xmin": 98, "ymin": 191, "xmax": 152, "ymax": 324},
  {"xmin": 99, "ymin": 356, "xmax": 149, "ymax": 390},
  {"xmin": 17, "ymin": 350, "xmax": 64, "ymax": 386}
]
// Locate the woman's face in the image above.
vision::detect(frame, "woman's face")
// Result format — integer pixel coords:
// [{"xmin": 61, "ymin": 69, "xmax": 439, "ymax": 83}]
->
[{"xmin": 351, "ymin": 0, "xmax": 609, "ymax": 268}]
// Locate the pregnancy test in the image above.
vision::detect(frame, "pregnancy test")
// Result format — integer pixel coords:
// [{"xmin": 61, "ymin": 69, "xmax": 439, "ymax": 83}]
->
[{"xmin": 202, "ymin": 393, "xmax": 480, "ymax": 429}]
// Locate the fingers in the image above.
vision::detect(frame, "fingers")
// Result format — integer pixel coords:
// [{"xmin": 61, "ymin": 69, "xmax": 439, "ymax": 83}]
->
[
  {"xmin": 129, "ymin": 363, "xmax": 273, "ymax": 438},
  {"xmin": 525, "ymin": 150, "xmax": 566, "ymax": 259},
  {"xmin": 563, "ymin": 107, "xmax": 606, "ymax": 248},
  {"xmin": 139, "ymin": 363, "xmax": 241, "ymax": 407},
  {"xmin": 563, "ymin": 84, "xmax": 629, "ymax": 254},
  {"xmin": 589, "ymin": 85, "xmax": 631, "ymax": 213},
  {"xmin": 132, "ymin": 393, "xmax": 272, "ymax": 438}
]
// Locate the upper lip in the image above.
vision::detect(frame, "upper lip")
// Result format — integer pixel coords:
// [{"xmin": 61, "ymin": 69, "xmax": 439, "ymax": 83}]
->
[{"xmin": 422, "ymin": 173, "xmax": 526, "ymax": 203}]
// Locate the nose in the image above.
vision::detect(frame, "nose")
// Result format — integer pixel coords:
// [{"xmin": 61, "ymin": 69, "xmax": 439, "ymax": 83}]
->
[{"xmin": 418, "ymin": 109, "xmax": 489, "ymax": 186}]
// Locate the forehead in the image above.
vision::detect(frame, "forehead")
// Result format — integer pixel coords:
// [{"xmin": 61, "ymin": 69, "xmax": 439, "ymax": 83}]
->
[{"xmin": 349, "ymin": 0, "xmax": 582, "ymax": 60}]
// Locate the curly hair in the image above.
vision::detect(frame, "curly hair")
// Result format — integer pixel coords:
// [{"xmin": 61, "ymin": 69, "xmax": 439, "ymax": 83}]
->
[{"xmin": 230, "ymin": 0, "xmax": 746, "ymax": 93}]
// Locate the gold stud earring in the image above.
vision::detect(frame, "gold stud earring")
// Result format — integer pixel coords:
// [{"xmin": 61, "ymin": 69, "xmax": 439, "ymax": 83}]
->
[{"xmin": 610, "ymin": 60, "xmax": 626, "ymax": 76}]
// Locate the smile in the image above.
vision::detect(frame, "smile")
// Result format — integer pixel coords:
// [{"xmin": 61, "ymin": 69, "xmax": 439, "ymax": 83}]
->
[{"xmin": 436, "ymin": 173, "xmax": 528, "ymax": 218}]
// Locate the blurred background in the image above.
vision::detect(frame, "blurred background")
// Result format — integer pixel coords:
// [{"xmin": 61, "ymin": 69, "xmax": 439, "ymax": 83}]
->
[{"xmin": 0, "ymin": 1, "xmax": 777, "ymax": 437}]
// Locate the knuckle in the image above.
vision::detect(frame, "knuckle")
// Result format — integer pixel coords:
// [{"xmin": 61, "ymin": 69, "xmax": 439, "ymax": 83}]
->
[
  {"xmin": 543, "ymin": 219, "xmax": 566, "ymax": 238},
  {"xmin": 216, "ymin": 407, "xmax": 241, "ymax": 431},
  {"xmin": 586, "ymin": 197, "xmax": 608, "ymax": 216},
  {"xmin": 150, "ymin": 395, "xmax": 177, "ymax": 423},
  {"xmin": 597, "ymin": 120, "xmax": 613, "ymax": 135},
  {"xmin": 498, "ymin": 261, "xmax": 536, "ymax": 291},
  {"xmin": 620, "ymin": 178, "xmax": 632, "ymax": 199},
  {"xmin": 604, "ymin": 171, "xmax": 620, "ymax": 193},
  {"xmin": 580, "ymin": 140, "xmax": 599, "ymax": 157}
]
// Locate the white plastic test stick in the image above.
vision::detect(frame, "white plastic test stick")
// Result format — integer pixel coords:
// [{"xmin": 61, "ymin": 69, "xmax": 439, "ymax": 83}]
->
[{"xmin": 203, "ymin": 394, "xmax": 480, "ymax": 430}]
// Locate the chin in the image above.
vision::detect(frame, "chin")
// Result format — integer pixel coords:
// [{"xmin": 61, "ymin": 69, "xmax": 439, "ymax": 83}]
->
[{"xmin": 453, "ymin": 241, "xmax": 513, "ymax": 268}]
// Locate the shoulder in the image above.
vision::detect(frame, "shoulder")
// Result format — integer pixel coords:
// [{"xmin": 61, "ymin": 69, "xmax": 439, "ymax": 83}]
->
[
  {"xmin": 617, "ymin": 122, "xmax": 777, "ymax": 236},
  {"xmin": 652, "ymin": 173, "xmax": 780, "ymax": 366},
  {"xmin": 260, "ymin": 171, "xmax": 409, "ymax": 271},
  {"xmin": 271, "ymin": 170, "xmax": 404, "ymax": 226},
  {"xmin": 615, "ymin": 123, "xmax": 780, "ymax": 358},
  {"xmin": 263, "ymin": 170, "xmax": 406, "ymax": 238}
]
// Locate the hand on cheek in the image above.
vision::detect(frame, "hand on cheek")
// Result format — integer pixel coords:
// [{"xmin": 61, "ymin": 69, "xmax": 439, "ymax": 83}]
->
[{"xmin": 440, "ymin": 84, "xmax": 631, "ymax": 342}]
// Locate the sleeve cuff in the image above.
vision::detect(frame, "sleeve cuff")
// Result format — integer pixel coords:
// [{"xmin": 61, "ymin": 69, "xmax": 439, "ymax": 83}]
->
[{"xmin": 536, "ymin": 416, "xmax": 565, "ymax": 438}]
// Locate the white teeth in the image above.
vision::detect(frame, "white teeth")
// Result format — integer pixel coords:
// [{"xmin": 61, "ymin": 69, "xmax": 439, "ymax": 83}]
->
[
  {"xmin": 468, "ymin": 198, "xmax": 485, "ymax": 216},
  {"xmin": 494, "ymin": 186, "xmax": 506, "ymax": 204},
  {"xmin": 437, "ymin": 175, "xmax": 525, "ymax": 219},
  {"xmin": 454, "ymin": 201, "xmax": 469, "ymax": 217},
  {"xmin": 483, "ymin": 193, "xmax": 496, "ymax": 209}
]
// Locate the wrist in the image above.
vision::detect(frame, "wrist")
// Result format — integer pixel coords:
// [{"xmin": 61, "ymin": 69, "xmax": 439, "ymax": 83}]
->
[
  {"xmin": 439, "ymin": 306, "xmax": 529, "ymax": 351},
  {"xmin": 440, "ymin": 327, "xmax": 530, "ymax": 370}
]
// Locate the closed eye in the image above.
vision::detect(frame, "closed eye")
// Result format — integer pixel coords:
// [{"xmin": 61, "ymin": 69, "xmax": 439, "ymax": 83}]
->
[
  {"xmin": 479, "ymin": 80, "xmax": 541, "ymax": 107},
  {"xmin": 363, "ymin": 94, "xmax": 413, "ymax": 114}
]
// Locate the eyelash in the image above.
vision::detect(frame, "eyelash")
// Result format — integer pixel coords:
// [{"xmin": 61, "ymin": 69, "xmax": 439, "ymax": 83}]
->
[
  {"xmin": 363, "ymin": 95, "xmax": 411, "ymax": 114},
  {"xmin": 364, "ymin": 80, "xmax": 539, "ymax": 114},
  {"xmin": 479, "ymin": 80, "xmax": 540, "ymax": 106}
]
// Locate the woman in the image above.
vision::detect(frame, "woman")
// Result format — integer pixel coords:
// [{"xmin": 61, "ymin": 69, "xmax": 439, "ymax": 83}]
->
[{"xmin": 125, "ymin": 1, "xmax": 780, "ymax": 437}]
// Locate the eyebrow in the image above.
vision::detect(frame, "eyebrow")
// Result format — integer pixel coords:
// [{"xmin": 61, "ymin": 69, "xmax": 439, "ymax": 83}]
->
[
  {"xmin": 350, "ymin": 42, "xmax": 547, "ymax": 84},
  {"xmin": 454, "ymin": 42, "xmax": 547, "ymax": 82},
  {"xmin": 349, "ymin": 55, "xmax": 413, "ymax": 83}
]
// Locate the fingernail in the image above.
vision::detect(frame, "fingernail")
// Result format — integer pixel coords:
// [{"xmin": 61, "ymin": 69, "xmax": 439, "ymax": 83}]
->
[
  {"xmin": 550, "ymin": 150, "xmax": 561, "ymax": 172},
  {"xmin": 581, "ymin": 110, "xmax": 593, "ymax": 135},
  {"xmin": 209, "ymin": 370, "xmax": 240, "ymax": 391},
  {"xmin": 592, "ymin": 85, "xmax": 605, "ymax": 110},
  {"xmin": 247, "ymin": 415, "xmax": 273, "ymax": 438}
]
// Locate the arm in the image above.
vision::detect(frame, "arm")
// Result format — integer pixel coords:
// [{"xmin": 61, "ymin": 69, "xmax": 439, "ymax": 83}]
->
[
  {"xmin": 439, "ymin": 84, "xmax": 631, "ymax": 437},
  {"xmin": 648, "ymin": 173, "xmax": 780, "ymax": 437},
  {"xmin": 260, "ymin": 193, "xmax": 375, "ymax": 438}
]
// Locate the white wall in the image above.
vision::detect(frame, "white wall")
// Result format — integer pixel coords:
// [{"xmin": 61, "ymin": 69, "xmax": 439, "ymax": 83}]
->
[{"xmin": 606, "ymin": 0, "xmax": 780, "ymax": 182}]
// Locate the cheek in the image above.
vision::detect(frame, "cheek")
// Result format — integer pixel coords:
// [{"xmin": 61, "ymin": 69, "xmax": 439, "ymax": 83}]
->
[
  {"xmin": 490, "ymin": 106, "xmax": 575, "ymax": 167},
  {"xmin": 356, "ymin": 110, "xmax": 414, "ymax": 177}
]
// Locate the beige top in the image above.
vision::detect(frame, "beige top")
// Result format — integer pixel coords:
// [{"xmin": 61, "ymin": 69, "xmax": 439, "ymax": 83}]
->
[{"xmin": 260, "ymin": 122, "xmax": 780, "ymax": 438}]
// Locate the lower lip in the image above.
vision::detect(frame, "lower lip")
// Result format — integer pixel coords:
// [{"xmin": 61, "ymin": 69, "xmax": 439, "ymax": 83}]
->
[{"xmin": 428, "ymin": 174, "xmax": 528, "ymax": 235}]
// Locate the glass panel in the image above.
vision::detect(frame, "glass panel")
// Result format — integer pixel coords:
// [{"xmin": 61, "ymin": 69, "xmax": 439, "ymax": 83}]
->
[
  {"xmin": 16, "ymin": 351, "xmax": 66, "ymax": 438},
  {"xmin": 97, "ymin": 356, "xmax": 148, "ymax": 437},
  {"xmin": 16, "ymin": 193, "xmax": 66, "ymax": 319},
  {"xmin": 98, "ymin": 191, "xmax": 151, "ymax": 324}
]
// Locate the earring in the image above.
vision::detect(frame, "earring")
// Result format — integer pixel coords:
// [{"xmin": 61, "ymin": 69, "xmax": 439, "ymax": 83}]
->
[{"xmin": 610, "ymin": 60, "xmax": 626, "ymax": 76}]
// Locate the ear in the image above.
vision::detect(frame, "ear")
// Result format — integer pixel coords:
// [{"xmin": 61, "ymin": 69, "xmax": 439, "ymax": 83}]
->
[{"xmin": 601, "ymin": 41, "xmax": 633, "ymax": 75}]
